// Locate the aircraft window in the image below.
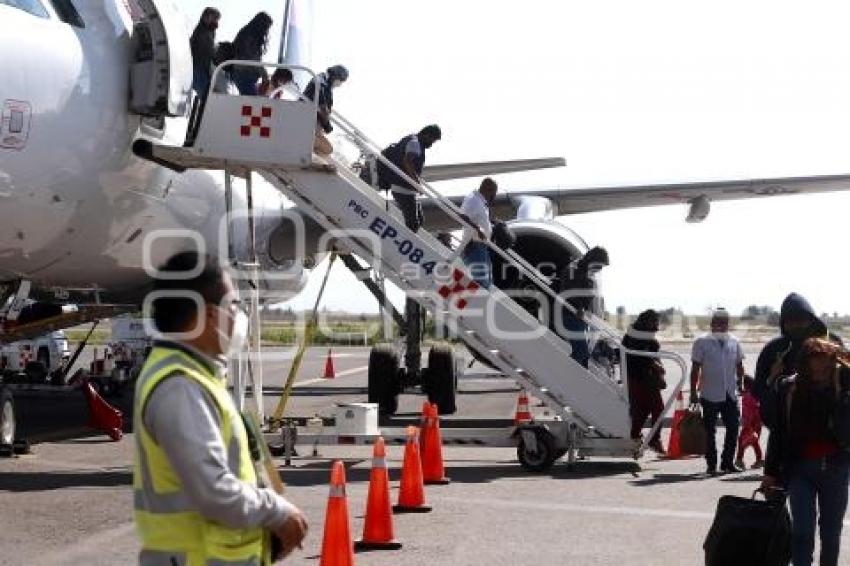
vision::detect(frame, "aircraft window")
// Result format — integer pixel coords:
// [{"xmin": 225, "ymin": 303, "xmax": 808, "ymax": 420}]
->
[
  {"xmin": 48, "ymin": 0, "xmax": 84, "ymax": 27},
  {"xmin": 0, "ymin": 0, "xmax": 49, "ymax": 18}
]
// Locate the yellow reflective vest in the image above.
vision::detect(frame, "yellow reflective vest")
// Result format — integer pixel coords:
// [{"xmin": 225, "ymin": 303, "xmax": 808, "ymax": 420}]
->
[{"xmin": 133, "ymin": 345, "xmax": 269, "ymax": 565}]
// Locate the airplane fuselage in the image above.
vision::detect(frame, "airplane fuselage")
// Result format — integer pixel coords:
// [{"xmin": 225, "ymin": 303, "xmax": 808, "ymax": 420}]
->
[{"xmin": 0, "ymin": 2, "xmax": 303, "ymax": 303}]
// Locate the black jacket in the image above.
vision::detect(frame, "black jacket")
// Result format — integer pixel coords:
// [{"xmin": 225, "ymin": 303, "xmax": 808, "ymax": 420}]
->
[
  {"xmin": 558, "ymin": 258, "xmax": 596, "ymax": 314},
  {"xmin": 622, "ymin": 331, "xmax": 661, "ymax": 387},
  {"xmin": 190, "ymin": 24, "xmax": 216, "ymax": 78},
  {"xmin": 304, "ymin": 73, "xmax": 334, "ymax": 133},
  {"xmin": 232, "ymin": 30, "xmax": 267, "ymax": 84},
  {"xmin": 377, "ymin": 134, "xmax": 425, "ymax": 192},
  {"xmin": 764, "ymin": 370, "xmax": 850, "ymax": 480}
]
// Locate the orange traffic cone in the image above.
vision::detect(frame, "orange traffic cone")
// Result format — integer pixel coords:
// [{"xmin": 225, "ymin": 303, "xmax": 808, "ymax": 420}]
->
[
  {"xmin": 393, "ymin": 426, "xmax": 432, "ymax": 514},
  {"xmin": 665, "ymin": 389, "xmax": 687, "ymax": 459},
  {"xmin": 514, "ymin": 391, "xmax": 532, "ymax": 425},
  {"xmin": 323, "ymin": 349, "xmax": 336, "ymax": 379},
  {"xmin": 420, "ymin": 402, "xmax": 450, "ymax": 485},
  {"xmin": 320, "ymin": 461, "xmax": 355, "ymax": 566},
  {"xmin": 355, "ymin": 438, "xmax": 402, "ymax": 551}
]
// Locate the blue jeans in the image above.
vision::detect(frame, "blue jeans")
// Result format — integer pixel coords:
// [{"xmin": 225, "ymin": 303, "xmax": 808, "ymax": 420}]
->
[
  {"xmin": 700, "ymin": 395, "xmax": 740, "ymax": 470},
  {"xmin": 192, "ymin": 69, "xmax": 211, "ymax": 99},
  {"xmin": 562, "ymin": 311, "xmax": 589, "ymax": 368},
  {"xmin": 462, "ymin": 241, "xmax": 492, "ymax": 289},
  {"xmin": 233, "ymin": 74, "xmax": 259, "ymax": 96},
  {"xmin": 787, "ymin": 453, "xmax": 850, "ymax": 566}
]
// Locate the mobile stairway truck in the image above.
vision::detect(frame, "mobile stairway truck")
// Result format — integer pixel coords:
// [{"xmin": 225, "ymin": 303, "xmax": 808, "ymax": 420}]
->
[{"xmin": 135, "ymin": 61, "xmax": 688, "ymax": 472}]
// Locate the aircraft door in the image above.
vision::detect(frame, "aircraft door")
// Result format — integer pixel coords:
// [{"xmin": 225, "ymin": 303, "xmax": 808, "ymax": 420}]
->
[{"xmin": 127, "ymin": 0, "xmax": 191, "ymax": 117}]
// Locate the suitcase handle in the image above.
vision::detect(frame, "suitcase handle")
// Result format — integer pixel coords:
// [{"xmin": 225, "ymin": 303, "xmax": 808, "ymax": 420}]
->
[{"xmin": 752, "ymin": 486, "xmax": 786, "ymax": 502}]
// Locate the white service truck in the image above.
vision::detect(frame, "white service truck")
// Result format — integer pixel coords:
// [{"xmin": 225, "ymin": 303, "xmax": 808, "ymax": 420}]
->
[
  {"xmin": 103, "ymin": 317, "xmax": 153, "ymax": 385},
  {"xmin": 0, "ymin": 331, "xmax": 70, "ymax": 375}
]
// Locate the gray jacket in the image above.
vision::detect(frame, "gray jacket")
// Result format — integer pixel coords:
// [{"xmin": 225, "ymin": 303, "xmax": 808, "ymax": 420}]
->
[{"xmin": 143, "ymin": 342, "xmax": 294, "ymax": 530}]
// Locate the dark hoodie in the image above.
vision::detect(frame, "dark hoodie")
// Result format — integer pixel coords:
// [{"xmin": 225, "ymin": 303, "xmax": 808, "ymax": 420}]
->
[
  {"xmin": 559, "ymin": 247, "xmax": 608, "ymax": 314},
  {"xmin": 753, "ymin": 293, "xmax": 836, "ymax": 410},
  {"xmin": 190, "ymin": 22, "xmax": 216, "ymax": 80}
]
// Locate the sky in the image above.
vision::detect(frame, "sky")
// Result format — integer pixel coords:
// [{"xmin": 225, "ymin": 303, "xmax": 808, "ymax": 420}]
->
[{"xmin": 184, "ymin": 0, "xmax": 850, "ymax": 316}]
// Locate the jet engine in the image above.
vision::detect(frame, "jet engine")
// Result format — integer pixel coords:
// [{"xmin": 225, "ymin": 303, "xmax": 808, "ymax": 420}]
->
[{"xmin": 492, "ymin": 219, "xmax": 590, "ymax": 294}]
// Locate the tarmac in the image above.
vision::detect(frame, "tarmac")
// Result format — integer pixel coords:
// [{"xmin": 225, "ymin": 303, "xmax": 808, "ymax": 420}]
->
[{"xmin": 2, "ymin": 343, "xmax": 849, "ymax": 565}]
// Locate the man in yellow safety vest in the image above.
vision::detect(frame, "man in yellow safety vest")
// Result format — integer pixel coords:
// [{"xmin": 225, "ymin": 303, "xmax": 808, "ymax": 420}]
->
[{"xmin": 134, "ymin": 251, "xmax": 307, "ymax": 564}]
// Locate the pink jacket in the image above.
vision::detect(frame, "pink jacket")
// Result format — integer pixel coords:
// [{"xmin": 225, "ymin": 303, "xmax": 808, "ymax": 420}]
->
[{"xmin": 741, "ymin": 391, "xmax": 762, "ymax": 432}]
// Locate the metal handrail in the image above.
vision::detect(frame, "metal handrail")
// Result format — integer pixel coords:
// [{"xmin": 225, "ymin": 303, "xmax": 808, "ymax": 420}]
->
[
  {"xmin": 327, "ymin": 111, "xmax": 694, "ymax": 404},
  {"xmin": 620, "ymin": 349, "xmax": 689, "ymax": 453},
  {"xmin": 208, "ymin": 61, "xmax": 320, "ymax": 117},
  {"xmin": 328, "ymin": 111, "xmax": 664, "ymax": 350},
  {"xmin": 211, "ymin": 67, "xmax": 688, "ymax": 403}
]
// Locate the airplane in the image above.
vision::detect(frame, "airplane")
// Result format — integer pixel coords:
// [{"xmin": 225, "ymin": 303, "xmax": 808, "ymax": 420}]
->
[{"xmin": 2, "ymin": 0, "xmax": 850, "ymax": 445}]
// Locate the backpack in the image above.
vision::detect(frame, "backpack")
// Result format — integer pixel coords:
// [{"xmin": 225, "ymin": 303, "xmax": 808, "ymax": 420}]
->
[{"xmin": 376, "ymin": 135, "xmax": 417, "ymax": 191}]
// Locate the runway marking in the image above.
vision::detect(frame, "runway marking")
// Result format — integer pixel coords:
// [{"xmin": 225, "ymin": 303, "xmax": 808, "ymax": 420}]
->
[
  {"xmin": 295, "ymin": 365, "xmax": 368, "ymax": 387},
  {"xmin": 437, "ymin": 495, "xmax": 850, "ymax": 528},
  {"xmin": 39, "ymin": 522, "xmax": 136, "ymax": 565}
]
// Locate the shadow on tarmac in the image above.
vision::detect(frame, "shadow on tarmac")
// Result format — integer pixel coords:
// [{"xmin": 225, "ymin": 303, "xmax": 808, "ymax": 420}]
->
[
  {"xmin": 629, "ymin": 470, "xmax": 763, "ymax": 487},
  {"xmin": 0, "ymin": 470, "xmax": 132, "ymax": 492},
  {"xmin": 277, "ymin": 459, "xmax": 639, "ymax": 488},
  {"xmin": 281, "ymin": 387, "xmax": 368, "ymax": 397},
  {"xmin": 719, "ymin": 473, "xmax": 763, "ymax": 483},
  {"xmin": 628, "ymin": 472, "xmax": 708, "ymax": 487},
  {"xmin": 457, "ymin": 388, "xmax": 524, "ymax": 395}
]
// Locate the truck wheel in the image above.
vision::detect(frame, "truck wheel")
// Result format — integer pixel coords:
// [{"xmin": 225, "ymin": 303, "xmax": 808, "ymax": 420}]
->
[
  {"xmin": 517, "ymin": 426, "xmax": 557, "ymax": 472},
  {"xmin": 424, "ymin": 344, "xmax": 457, "ymax": 415},
  {"xmin": 368, "ymin": 344, "xmax": 399, "ymax": 416},
  {"xmin": 0, "ymin": 388, "xmax": 16, "ymax": 457}
]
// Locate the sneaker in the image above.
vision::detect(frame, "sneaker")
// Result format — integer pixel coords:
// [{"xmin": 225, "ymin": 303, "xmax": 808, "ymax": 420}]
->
[
  {"xmin": 720, "ymin": 463, "xmax": 743, "ymax": 474},
  {"xmin": 734, "ymin": 458, "xmax": 745, "ymax": 470},
  {"xmin": 752, "ymin": 459, "xmax": 765, "ymax": 469},
  {"xmin": 706, "ymin": 466, "xmax": 719, "ymax": 476},
  {"xmin": 649, "ymin": 440, "xmax": 666, "ymax": 456}
]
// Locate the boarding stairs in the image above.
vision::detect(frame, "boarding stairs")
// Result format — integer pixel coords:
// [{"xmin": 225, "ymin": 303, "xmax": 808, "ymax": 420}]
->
[{"xmin": 140, "ymin": 63, "xmax": 688, "ymax": 460}]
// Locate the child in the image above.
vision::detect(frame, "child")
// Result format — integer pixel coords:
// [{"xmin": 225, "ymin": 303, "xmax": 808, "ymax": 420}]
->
[{"xmin": 735, "ymin": 375, "xmax": 764, "ymax": 469}]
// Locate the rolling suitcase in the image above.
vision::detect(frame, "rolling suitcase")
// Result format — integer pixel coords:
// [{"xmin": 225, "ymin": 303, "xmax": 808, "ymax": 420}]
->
[{"xmin": 703, "ymin": 488, "xmax": 791, "ymax": 566}]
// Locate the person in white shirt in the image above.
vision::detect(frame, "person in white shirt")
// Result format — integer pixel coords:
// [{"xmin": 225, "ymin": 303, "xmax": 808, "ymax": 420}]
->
[
  {"xmin": 690, "ymin": 308, "xmax": 746, "ymax": 475},
  {"xmin": 460, "ymin": 178, "xmax": 498, "ymax": 288},
  {"xmin": 264, "ymin": 68, "xmax": 295, "ymax": 99}
]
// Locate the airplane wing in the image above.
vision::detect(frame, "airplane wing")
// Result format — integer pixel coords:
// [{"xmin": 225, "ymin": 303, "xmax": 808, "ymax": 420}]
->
[
  {"xmin": 421, "ymin": 157, "xmax": 565, "ymax": 182},
  {"xmin": 420, "ymin": 173, "xmax": 850, "ymax": 231}
]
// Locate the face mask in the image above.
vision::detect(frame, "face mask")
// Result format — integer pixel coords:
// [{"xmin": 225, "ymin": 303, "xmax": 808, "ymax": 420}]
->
[
  {"xmin": 787, "ymin": 326, "xmax": 811, "ymax": 343},
  {"xmin": 215, "ymin": 306, "xmax": 249, "ymax": 356}
]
